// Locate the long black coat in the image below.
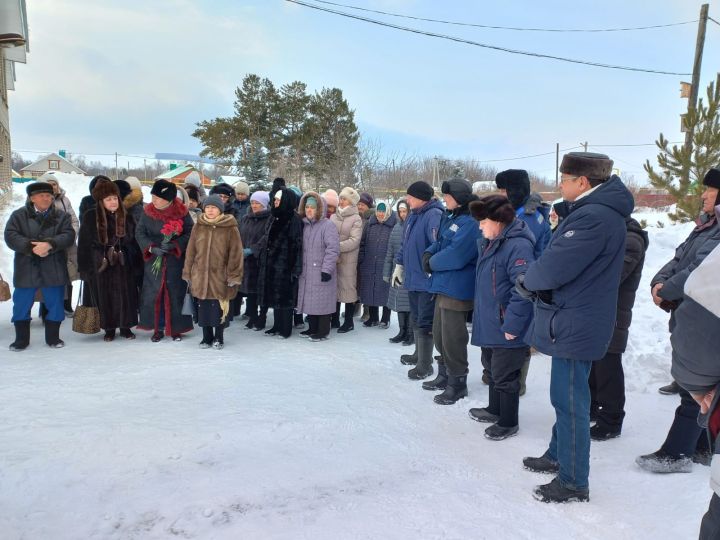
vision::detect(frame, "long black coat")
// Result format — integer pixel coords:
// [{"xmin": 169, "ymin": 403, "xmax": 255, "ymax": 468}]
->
[
  {"xmin": 239, "ymin": 208, "xmax": 271, "ymax": 295},
  {"xmin": 358, "ymin": 212, "xmax": 397, "ymax": 306},
  {"xmin": 77, "ymin": 208, "xmax": 141, "ymax": 330},
  {"xmin": 607, "ymin": 217, "xmax": 649, "ymax": 354},
  {"xmin": 135, "ymin": 200, "xmax": 194, "ymax": 335},
  {"xmin": 4, "ymin": 202, "xmax": 75, "ymax": 288},
  {"xmin": 258, "ymin": 188, "xmax": 303, "ymax": 309}
]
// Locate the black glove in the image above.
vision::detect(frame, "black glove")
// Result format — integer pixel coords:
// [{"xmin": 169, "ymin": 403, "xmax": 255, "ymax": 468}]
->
[
  {"xmin": 422, "ymin": 252, "xmax": 433, "ymax": 274},
  {"xmin": 515, "ymin": 274, "xmax": 537, "ymax": 301},
  {"xmin": 321, "ymin": 272, "xmax": 331, "ymax": 282},
  {"xmin": 150, "ymin": 246, "xmax": 167, "ymax": 257}
]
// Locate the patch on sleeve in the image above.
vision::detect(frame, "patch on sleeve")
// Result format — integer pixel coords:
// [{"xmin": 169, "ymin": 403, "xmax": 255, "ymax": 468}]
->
[
  {"xmin": 563, "ymin": 230, "xmax": 575, "ymax": 238},
  {"xmin": 449, "ymin": 224, "xmax": 459, "ymax": 232},
  {"xmin": 514, "ymin": 259, "xmax": 527, "ymax": 266}
]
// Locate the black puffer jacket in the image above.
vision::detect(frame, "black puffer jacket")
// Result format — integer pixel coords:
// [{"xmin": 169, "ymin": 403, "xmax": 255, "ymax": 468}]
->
[
  {"xmin": 4, "ymin": 202, "xmax": 76, "ymax": 288},
  {"xmin": 607, "ymin": 217, "xmax": 649, "ymax": 354}
]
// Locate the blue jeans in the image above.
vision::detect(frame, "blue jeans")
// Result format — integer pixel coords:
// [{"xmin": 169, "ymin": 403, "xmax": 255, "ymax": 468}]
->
[{"xmin": 546, "ymin": 356, "xmax": 592, "ymax": 491}]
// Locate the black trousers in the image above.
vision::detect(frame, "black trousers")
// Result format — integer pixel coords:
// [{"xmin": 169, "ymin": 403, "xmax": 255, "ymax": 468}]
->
[
  {"xmin": 661, "ymin": 386, "xmax": 709, "ymax": 457},
  {"xmin": 480, "ymin": 347, "xmax": 526, "ymax": 394},
  {"xmin": 701, "ymin": 493, "xmax": 720, "ymax": 540},
  {"xmin": 589, "ymin": 352, "xmax": 625, "ymax": 429},
  {"xmin": 308, "ymin": 314, "xmax": 331, "ymax": 338},
  {"xmin": 273, "ymin": 308, "xmax": 293, "ymax": 338}
]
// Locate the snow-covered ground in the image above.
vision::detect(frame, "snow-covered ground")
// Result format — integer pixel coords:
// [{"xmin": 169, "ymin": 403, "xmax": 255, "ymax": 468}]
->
[{"xmin": 0, "ymin": 181, "xmax": 708, "ymax": 539}]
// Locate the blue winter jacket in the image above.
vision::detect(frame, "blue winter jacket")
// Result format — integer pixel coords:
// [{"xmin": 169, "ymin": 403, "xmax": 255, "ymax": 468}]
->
[
  {"xmin": 523, "ymin": 176, "xmax": 634, "ymax": 362},
  {"xmin": 425, "ymin": 209, "xmax": 481, "ymax": 301},
  {"xmin": 395, "ymin": 199, "xmax": 444, "ymax": 292},
  {"xmin": 516, "ymin": 204, "xmax": 550, "ymax": 258},
  {"xmin": 471, "ymin": 219, "xmax": 536, "ymax": 348}
]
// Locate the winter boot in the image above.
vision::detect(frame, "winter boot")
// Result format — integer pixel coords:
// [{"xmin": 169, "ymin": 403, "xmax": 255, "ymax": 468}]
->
[
  {"xmin": 212, "ymin": 325, "xmax": 224, "ymax": 348},
  {"xmin": 407, "ymin": 330, "xmax": 434, "ymax": 380},
  {"xmin": 151, "ymin": 331, "xmax": 165, "ymax": 342},
  {"xmin": 519, "ymin": 358, "xmax": 530, "ymax": 396},
  {"xmin": 44, "ymin": 320, "xmax": 65, "ymax": 348},
  {"xmin": 658, "ymin": 381, "xmax": 680, "ymax": 395},
  {"xmin": 379, "ymin": 307, "xmax": 391, "ymax": 329},
  {"xmin": 104, "ymin": 329, "xmax": 116, "ymax": 342},
  {"xmin": 389, "ymin": 312, "xmax": 408, "ymax": 343},
  {"xmin": 402, "ymin": 318, "xmax": 415, "ymax": 346},
  {"xmin": 119, "ymin": 328, "xmax": 136, "ymax": 340},
  {"xmin": 422, "ymin": 362, "xmax": 448, "ymax": 391},
  {"xmin": 301, "ymin": 316, "xmax": 319, "ymax": 338},
  {"xmin": 361, "ymin": 304, "xmax": 370, "ymax": 322},
  {"xmin": 39, "ymin": 302, "xmax": 48, "ymax": 325},
  {"xmin": 253, "ymin": 312, "xmax": 267, "ymax": 331},
  {"xmin": 400, "ymin": 330, "xmax": 419, "ymax": 365},
  {"xmin": 337, "ymin": 303, "xmax": 355, "ymax": 333},
  {"xmin": 635, "ymin": 449, "xmax": 693, "ymax": 473},
  {"xmin": 485, "ymin": 391, "xmax": 519, "ymax": 440},
  {"xmin": 294, "ymin": 312, "xmax": 305, "ymax": 328},
  {"xmin": 363, "ymin": 306, "xmax": 379, "ymax": 327},
  {"xmin": 9, "ymin": 320, "xmax": 31, "ymax": 352},
  {"xmin": 533, "ymin": 477, "xmax": 589, "ymax": 503},
  {"xmin": 434, "ymin": 373, "xmax": 468, "ymax": 405},
  {"xmin": 310, "ymin": 315, "xmax": 331, "ymax": 341},
  {"xmin": 522, "ymin": 452, "xmax": 560, "ymax": 474},
  {"xmin": 590, "ymin": 423, "xmax": 621, "ymax": 441},
  {"xmin": 331, "ymin": 302, "xmax": 341, "ymax": 329},
  {"xmin": 200, "ymin": 327, "xmax": 214, "ymax": 349},
  {"xmin": 469, "ymin": 383, "xmax": 500, "ymax": 423}
]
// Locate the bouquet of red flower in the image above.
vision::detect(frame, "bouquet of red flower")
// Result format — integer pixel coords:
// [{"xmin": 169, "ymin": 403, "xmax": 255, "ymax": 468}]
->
[{"xmin": 151, "ymin": 219, "xmax": 184, "ymax": 276}]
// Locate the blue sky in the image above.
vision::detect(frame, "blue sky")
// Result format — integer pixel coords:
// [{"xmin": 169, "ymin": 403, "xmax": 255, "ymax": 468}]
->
[{"xmin": 9, "ymin": 0, "xmax": 720, "ymax": 181}]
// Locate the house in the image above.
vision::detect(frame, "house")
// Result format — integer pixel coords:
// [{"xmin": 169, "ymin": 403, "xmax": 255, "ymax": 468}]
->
[
  {"xmin": 20, "ymin": 152, "xmax": 86, "ymax": 178},
  {"xmin": 155, "ymin": 164, "xmax": 212, "ymax": 186}
]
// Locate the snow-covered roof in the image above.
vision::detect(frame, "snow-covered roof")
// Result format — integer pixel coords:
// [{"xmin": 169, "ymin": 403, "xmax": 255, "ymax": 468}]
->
[{"xmin": 20, "ymin": 153, "xmax": 86, "ymax": 175}]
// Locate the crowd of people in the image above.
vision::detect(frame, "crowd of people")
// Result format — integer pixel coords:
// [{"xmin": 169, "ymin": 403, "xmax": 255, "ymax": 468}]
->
[{"xmin": 4, "ymin": 152, "xmax": 720, "ymax": 529}]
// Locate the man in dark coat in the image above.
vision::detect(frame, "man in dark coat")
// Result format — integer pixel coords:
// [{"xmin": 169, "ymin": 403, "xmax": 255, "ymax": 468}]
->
[
  {"xmin": 589, "ymin": 217, "xmax": 648, "ymax": 440},
  {"xmin": 636, "ymin": 168, "xmax": 720, "ymax": 473},
  {"xmin": 5, "ymin": 182, "xmax": 76, "ymax": 350},
  {"xmin": 518, "ymin": 152, "xmax": 634, "ymax": 503}
]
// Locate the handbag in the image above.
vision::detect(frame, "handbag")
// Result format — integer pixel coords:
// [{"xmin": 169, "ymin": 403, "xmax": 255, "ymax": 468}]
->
[
  {"xmin": 182, "ymin": 286, "xmax": 197, "ymax": 320},
  {"xmin": 72, "ymin": 282, "xmax": 101, "ymax": 334},
  {"xmin": 0, "ymin": 272, "xmax": 10, "ymax": 302}
]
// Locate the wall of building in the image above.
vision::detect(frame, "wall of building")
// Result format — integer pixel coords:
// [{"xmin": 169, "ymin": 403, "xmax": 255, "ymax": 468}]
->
[{"xmin": 0, "ymin": 49, "xmax": 13, "ymax": 206}]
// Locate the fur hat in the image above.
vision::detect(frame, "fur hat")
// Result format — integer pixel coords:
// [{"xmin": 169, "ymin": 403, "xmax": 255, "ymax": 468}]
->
[
  {"xmin": 272, "ymin": 177, "xmax": 286, "ymax": 191},
  {"xmin": 151, "ymin": 179, "xmax": 178, "ymax": 202},
  {"xmin": 339, "ymin": 186, "xmax": 360, "ymax": 206},
  {"xmin": 185, "ymin": 185, "xmax": 200, "ymax": 203},
  {"xmin": 203, "ymin": 194, "xmax": 225, "ymax": 212},
  {"xmin": 407, "ymin": 181, "xmax": 434, "ymax": 202},
  {"xmin": 323, "ymin": 189, "xmax": 339, "ymax": 208},
  {"xmin": 441, "ymin": 179, "xmax": 474, "ymax": 206},
  {"xmin": 93, "ymin": 179, "xmax": 121, "ymax": 201},
  {"xmin": 26, "ymin": 182, "xmax": 54, "ymax": 197},
  {"xmin": 210, "ymin": 183, "xmax": 234, "ymax": 198},
  {"xmin": 559, "ymin": 152, "xmax": 614, "ymax": 180},
  {"xmin": 90, "ymin": 175, "xmax": 112, "ymax": 194},
  {"xmin": 114, "ymin": 180, "xmax": 132, "ymax": 201},
  {"xmin": 250, "ymin": 190, "xmax": 270, "ymax": 208},
  {"xmin": 234, "ymin": 181, "xmax": 250, "ymax": 196},
  {"xmin": 470, "ymin": 195, "xmax": 516, "ymax": 225},
  {"xmin": 703, "ymin": 168, "xmax": 720, "ymax": 189},
  {"xmin": 124, "ymin": 176, "xmax": 142, "ymax": 190},
  {"xmin": 495, "ymin": 169, "xmax": 530, "ymax": 210},
  {"xmin": 359, "ymin": 192, "xmax": 375, "ymax": 208},
  {"xmin": 94, "ymin": 180, "xmax": 126, "ymax": 243}
]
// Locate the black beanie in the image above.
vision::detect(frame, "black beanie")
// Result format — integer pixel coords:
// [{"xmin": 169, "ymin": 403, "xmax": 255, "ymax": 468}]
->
[
  {"xmin": 114, "ymin": 179, "xmax": 131, "ymax": 200},
  {"xmin": 470, "ymin": 195, "xmax": 516, "ymax": 225},
  {"xmin": 496, "ymin": 169, "xmax": 530, "ymax": 210},
  {"xmin": 407, "ymin": 181, "xmax": 434, "ymax": 202},
  {"xmin": 703, "ymin": 168, "xmax": 720, "ymax": 190},
  {"xmin": 151, "ymin": 179, "xmax": 178, "ymax": 202},
  {"xmin": 441, "ymin": 179, "xmax": 474, "ymax": 206}
]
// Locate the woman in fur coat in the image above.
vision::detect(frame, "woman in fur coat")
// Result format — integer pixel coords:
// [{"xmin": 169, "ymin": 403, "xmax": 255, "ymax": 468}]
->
[
  {"xmin": 183, "ymin": 195, "xmax": 244, "ymax": 349},
  {"xmin": 78, "ymin": 180, "xmax": 141, "ymax": 341},
  {"xmin": 135, "ymin": 180, "xmax": 195, "ymax": 342}
]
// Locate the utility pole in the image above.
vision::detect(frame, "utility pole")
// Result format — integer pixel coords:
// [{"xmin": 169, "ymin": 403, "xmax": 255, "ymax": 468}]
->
[
  {"xmin": 684, "ymin": 3, "xmax": 709, "ymax": 151},
  {"xmin": 555, "ymin": 143, "xmax": 560, "ymax": 187},
  {"xmin": 581, "ymin": 141, "xmax": 588, "ymax": 152},
  {"xmin": 114, "ymin": 152, "xmax": 118, "ymax": 180},
  {"xmin": 144, "ymin": 158, "xmax": 147, "ymax": 182}
]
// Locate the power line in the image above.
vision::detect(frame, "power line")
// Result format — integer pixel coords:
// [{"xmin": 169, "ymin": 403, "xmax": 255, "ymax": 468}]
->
[
  {"xmin": 478, "ymin": 146, "xmax": 582, "ymax": 163},
  {"xmin": 309, "ymin": 0, "xmax": 698, "ymax": 33},
  {"xmin": 286, "ymin": 0, "xmax": 691, "ymax": 76},
  {"xmin": 709, "ymin": 16, "xmax": 720, "ymax": 27}
]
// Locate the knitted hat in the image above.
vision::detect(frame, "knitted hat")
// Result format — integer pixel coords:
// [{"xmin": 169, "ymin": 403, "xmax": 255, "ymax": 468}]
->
[
  {"xmin": 359, "ymin": 192, "xmax": 375, "ymax": 208},
  {"xmin": 203, "ymin": 194, "xmax": 225, "ymax": 212},
  {"xmin": 323, "ymin": 189, "xmax": 339, "ymax": 208},
  {"xmin": 559, "ymin": 152, "xmax": 614, "ymax": 180},
  {"xmin": 114, "ymin": 179, "xmax": 132, "ymax": 200},
  {"xmin": 339, "ymin": 186, "xmax": 360, "ymax": 206},
  {"xmin": 305, "ymin": 196, "xmax": 318, "ymax": 208},
  {"xmin": 210, "ymin": 183, "xmax": 234, "ymax": 198},
  {"xmin": 93, "ymin": 180, "xmax": 120, "ymax": 201},
  {"xmin": 124, "ymin": 176, "xmax": 142, "ymax": 190},
  {"xmin": 234, "ymin": 181, "xmax": 250, "ymax": 196},
  {"xmin": 250, "ymin": 190, "xmax": 270, "ymax": 208},
  {"xmin": 703, "ymin": 168, "xmax": 720, "ymax": 190},
  {"xmin": 470, "ymin": 195, "xmax": 516, "ymax": 225},
  {"xmin": 406, "ymin": 181, "xmax": 434, "ymax": 202},
  {"xmin": 26, "ymin": 182, "xmax": 54, "ymax": 197},
  {"xmin": 441, "ymin": 179, "xmax": 474, "ymax": 206},
  {"xmin": 151, "ymin": 179, "xmax": 178, "ymax": 202}
]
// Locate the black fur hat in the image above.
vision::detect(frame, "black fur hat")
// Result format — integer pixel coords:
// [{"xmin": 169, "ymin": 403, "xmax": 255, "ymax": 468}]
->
[
  {"xmin": 26, "ymin": 182, "xmax": 54, "ymax": 197},
  {"xmin": 441, "ymin": 179, "xmax": 474, "ymax": 206},
  {"xmin": 559, "ymin": 152, "xmax": 613, "ymax": 180},
  {"xmin": 210, "ymin": 183, "xmax": 234, "ymax": 198},
  {"xmin": 470, "ymin": 195, "xmax": 516, "ymax": 225},
  {"xmin": 703, "ymin": 168, "xmax": 720, "ymax": 189},
  {"xmin": 151, "ymin": 179, "xmax": 178, "ymax": 202},
  {"xmin": 113, "ymin": 179, "xmax": 131, "ymax": 200}
]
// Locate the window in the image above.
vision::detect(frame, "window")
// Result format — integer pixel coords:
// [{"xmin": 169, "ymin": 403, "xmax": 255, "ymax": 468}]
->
[{"xmin": 48, "ymin": 160, "xmax": 59, "ymax": 170}]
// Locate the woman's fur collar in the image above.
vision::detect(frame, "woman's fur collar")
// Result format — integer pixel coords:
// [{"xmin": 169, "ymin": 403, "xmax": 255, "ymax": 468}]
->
[{"xmin": 143, "ymin": 198, "xmax": 188, "ymax": 221}]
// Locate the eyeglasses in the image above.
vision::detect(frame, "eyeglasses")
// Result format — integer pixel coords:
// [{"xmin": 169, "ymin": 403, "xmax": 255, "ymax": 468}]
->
[{"xmin": 559, "ymin": 175, "xmax": 581, "ymax": 184}]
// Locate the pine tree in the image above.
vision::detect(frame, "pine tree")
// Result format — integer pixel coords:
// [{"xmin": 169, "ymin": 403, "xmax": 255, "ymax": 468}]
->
[
  {"xmin": 243, "ymin": 140, "xmax": 269, "ymax": 187},
  {"xmin": 644, "ymin": 77, "xmax": 720, "ymax": 222}
]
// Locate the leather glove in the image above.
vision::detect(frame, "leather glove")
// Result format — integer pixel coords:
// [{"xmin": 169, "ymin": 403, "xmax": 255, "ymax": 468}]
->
[
  {"xmin": 422, "ymin": 252, "xmax": 433, "ymax": 274},
  {"xmin": 391, "ymin": 264, "xmax": 404, "ymax": 287},
  {"xmin": 321, "ymin": 272, "xmax": 331, "ymax": 282},
  {"xmin": 515, "ymin": 274, "xmax": 537, "ymax": 301},
  {"xmin": 150, "ymin": 246, "xmax": 167, "ymax": 257}
]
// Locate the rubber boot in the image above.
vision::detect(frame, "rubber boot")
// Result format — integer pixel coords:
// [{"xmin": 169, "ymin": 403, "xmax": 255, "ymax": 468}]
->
[
  {"xmin": 9, "ymin": 320, "xmax": 31, "ymax": 351},
  {"xmin": 400, "ymin": 329, "xmax": 418, "ymax": 365},
  {"xmin": 422, "ymin": 362, "xmax": 448, "ymax": 391},
  {"xmin": 389, "ymin": 312, "xmax": 408, "ymax": 343},
  {"xmin": 402, "ymin": 314, "xmax": 415, "ymax": 346},
  {"xmin": 434, "ymin": 373, "xmax": 468, "ymax": 404},
  {"xmin": 337, "ymin": 302, "xmax": 355, "ymax": 333},
  {"xmin": 519, "ymin": 358, "xmax": 530, "ymax": 396},
  {"xmin": 44, "ymin": 320, "xmax": 65, "ymax": 348},
  {"xmin": 469, "ymin": 383, "xmax": 500, "ymax": 423},
  {"xmin": 408, "ymin": 330, "xmax": 434, "ymax": 380}
]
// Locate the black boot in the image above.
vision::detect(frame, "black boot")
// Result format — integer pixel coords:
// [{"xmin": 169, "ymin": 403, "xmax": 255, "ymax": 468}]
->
[
  {"xmin": 533, "ymin": 477, "xmax": 589, "ymax": 503},
  {"xmin": 402, "ymin": 314, "xmax": 415, "ymax": 346},
  {"xmin": 301, "ymin": 315, "xmax": 319, "ymax": 338},
  {"xmin": 658, "ymin": 381, "xmax": 680, "ymax": 395},
  {"xmin": 104, "ymin": 329, "xmax": 116, "ymax": 342},
  {"xmin": 379, "ymin": 307, "xmax": 391, "ymax": 329},
  {"xmin": 39, "ymin": 302, "xmax": 48, "ymax": 325},
  {"xmin": 253, "ymin": 309, "xmax": 267, "ymax": 331},
  {"xmin": 469, "ymin": 383, "xmax": 500, "ymax": 423},
  {"xmin": 408, "ymin": 330, "xmax": 434, "ymax": 380},
  {"xmin": 310, "ymin": 315, "xmax": 331, "ymax": 341},
  {"xmin": 64, "ymin": 283, "xmax": 74, "ymax": 317},
  {"xmin": 485, "ymin": 391, "xmax": 519, "ymax": 440},
  {"xmin": 212, "ymin": 325, "xmax": 225, "ymax": 349},
  {"xmin": 331, "ymin": 302, "xmax": 341, "ymax": 329},
  {"xmin": 389, "ymin": 312, "xmax": 407, "ymax": 343},
  {"xmin": 422, "ymin": 362, "xmax": 448, "ymax": 391},
  {"xmin": 200, "ymin": 326, "xmax": 214, "ymax": 348},
  {"xmin": 337, "ymin": 303, "xmax": 355, "ymax": 333},
  {"xmin": 523, "ymin": 452, "xmax": 560, "ymax": 474},
  {"xmin": 363, "ymin": 306, "xmax": 379, "ymax": 327},
  {"xmin": 44, "ymin": 320, "xmax": 65, "ymax": 348},
  {"xmin": 9, "ymin": 320, "xmax": 31, "ymax": 352},
  {"xmin": 434, "ymin": 373, "xmax": 468, "ymax": 404},
  {"xmin": 294, "ymin": 312, "xmax": 305, "ymax": 329},
  {"xmin": 400, "ymin": 330, "xmax": 418, "ymax": 365}
]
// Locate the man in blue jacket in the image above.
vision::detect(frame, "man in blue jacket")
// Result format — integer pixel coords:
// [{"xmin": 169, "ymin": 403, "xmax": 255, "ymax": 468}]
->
[
  {"xmin": 393, "ymin": 181, "xmax": 444, "ymax": 379},
  {"xmin": 517, "ymin": 152, "xmax": 634, "ymax": 503}
]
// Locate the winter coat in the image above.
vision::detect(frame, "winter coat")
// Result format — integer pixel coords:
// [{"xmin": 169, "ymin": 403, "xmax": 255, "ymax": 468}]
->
[
  {"xmin": 233, "ymin": 198, "xmax": 251, "ymax": 220},
  {"xmin": 5, "ymin": 202, "xmax": 76, "ymax": 289},
  {"xmin": 79, "ymin": 195, "xmax": 96, "ymax": 225},
  {"xmin": 183, "ymin": 213, "xmax": 244, "ymax": 302},
  {"xmin": 471, "ymin": 219, "xmax": 536, "ymax": 348},
  {"xmin": 53, "ymin": 188, "xmax": 80, "ymax": 281},
  {"xmin": 77, "ymin": 208, "xmax": 140, "ymax": 329},
  {"xmin": 358, "ymin": 210, "xmax": 397, "ymax": 306},
  {"xmin": 239, "ymin": 208, "xmax": 271, "ymax": 295},
  {"xmin": 383, "ymin": 201, "xmax": 410, "ymax": 313},
  {"xmin": 395, "ymin": 198, "xmax": 444, "ymax": 292},
  {"xmin": 517, "ymin": 193, "xmax": 551, "ymax": 258},
  {"xmin": 296, "ymin": 192, "xmax": 340, "ymax": 315},
  {"xmin": 124, "ymin": 188, "xmax": 146, "ymax": 231},
  {"xmin": 523, "ymin": 176, "xmax": 634, "ymax": 362},
  {"xmin": 135, "ymin": 199, "xmax": 194, "ymax": 335},
  {"xmin": 258, "ymin": 187, "xmax": 303, "ymax": 309},
  {"xmin": 331, "ymin": 204, "xmax": 362, "ymax": 303},
  {"xmin": 607, "ymin": 217, "xmax": 649, "ymax": 354},
  {"xmin": 652, "ymin": 212, "xmax": 720, "ymax": 331},
  {"xmin": 425, "ymin": 207, "xmax": 481, "ymax": 302}
]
